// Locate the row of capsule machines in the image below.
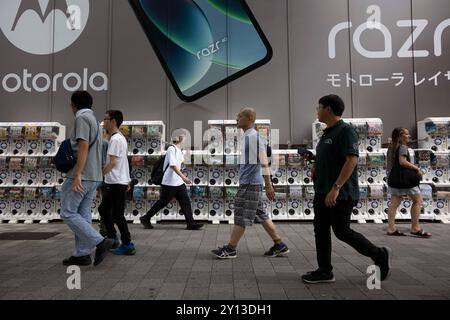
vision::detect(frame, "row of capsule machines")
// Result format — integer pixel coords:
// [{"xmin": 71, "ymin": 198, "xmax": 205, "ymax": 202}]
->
[
  {"xmin": 0, "ymin": 121, "xmax": 168, "ymax": 223},
  {"xmin": 312, "ymin": 117, "xmax": 450, "ymax": 222},
  {"xmin": 2, "ymin": 118, "xmax": 448, "ymax": 224},
  {"xmin": 0, "ymin": 123, "xmax": 66, "ymax": 223}
]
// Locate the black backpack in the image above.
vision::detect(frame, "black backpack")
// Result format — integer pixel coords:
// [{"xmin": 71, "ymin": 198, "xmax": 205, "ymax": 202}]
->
[
  {"xmin": 150, "ymin": 145, "xmax": 175, "ymax": 185},
  {"xmin": 54, "ymin": 122, "xmax": 99, "ymax": 173},
  {"xmin": 53, "ymin": 139, "xmax": 77, "ymax": 173}
]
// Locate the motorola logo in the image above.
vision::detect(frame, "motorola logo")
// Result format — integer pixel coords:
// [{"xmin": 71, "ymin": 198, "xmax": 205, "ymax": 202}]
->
[{"xmin": 0, "ymin": 0, "xmax": 90, "ymax": 55}]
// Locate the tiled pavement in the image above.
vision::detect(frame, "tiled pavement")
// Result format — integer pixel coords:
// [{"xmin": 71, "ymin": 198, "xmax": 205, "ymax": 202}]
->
[{"xmin": 0, "ymin": 221, "xmax": 450, "ymax": 300}]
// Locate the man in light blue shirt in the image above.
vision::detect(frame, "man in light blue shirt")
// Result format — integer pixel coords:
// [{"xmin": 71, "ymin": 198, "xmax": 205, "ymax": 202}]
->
[
  {"xmin": 60, "ymin": 91, "xmax": 113, "ymax": 267},
  {"xmin": 212, "ymin": 108, "xmax": 289, "ymax": 259}
]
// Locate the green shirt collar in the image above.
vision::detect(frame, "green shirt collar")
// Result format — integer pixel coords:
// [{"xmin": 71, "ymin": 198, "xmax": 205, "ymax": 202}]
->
[{"xmin": 323, "ymin": 119, "xmax": 344, "ymax": 134}]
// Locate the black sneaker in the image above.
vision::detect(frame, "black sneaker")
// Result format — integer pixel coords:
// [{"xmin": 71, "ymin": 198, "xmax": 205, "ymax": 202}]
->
[
  {"xmin": 93, "ymin": 238, "xmax": 114, "ymax": 266},
  {"xmin": 186, "ymin": 222, "xmax": 204, "ymax": 230},
  {"xmin": 301, "ymin": 270, "xmax": 335, "ymax": 284},
  {"xmin": 374, "ymin": 246, "xmax": 392, "ymax": 281},
  {"xmin": 140, "ymin": 216, "xmax": 153, "ymax": 229},
  {"xmin": 211, "ymin": 245, "xmax": 237, "ymax": 259},
  {"xmin": 62, "ymin": 255, "xmax": 92, "ymax": 266},
  {"xmin": 264, "ymin": 243, "xmax": 290, "ymax": 257},
  {"xmin": 99, "ymin": 220, "xmax": 108, "ymax": 237}
]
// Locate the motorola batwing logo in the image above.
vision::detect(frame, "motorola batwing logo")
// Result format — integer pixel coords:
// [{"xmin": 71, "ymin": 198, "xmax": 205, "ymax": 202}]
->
[{"xmin": 0, "ymin": 0, "xmax": 89, "ymax": 55}]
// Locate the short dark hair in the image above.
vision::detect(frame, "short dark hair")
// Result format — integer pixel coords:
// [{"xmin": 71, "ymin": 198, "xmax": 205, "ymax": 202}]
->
[
  {"xmin": 71, "ymin": 91, "xmax": 93, "ymax": 110},
  {"xmin": 106, "ymin": 110, "xmax": 124, "ymax": 128},
  {"xmin": 318, "ymin": 94, "xmax": 345, "ymax": 116}
]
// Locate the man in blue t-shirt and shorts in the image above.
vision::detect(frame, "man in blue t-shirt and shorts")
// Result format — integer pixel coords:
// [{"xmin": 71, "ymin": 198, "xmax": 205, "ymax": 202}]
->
[{"xmin": 212, "ymin": 108, "xmax": 289, "ymax": 259}]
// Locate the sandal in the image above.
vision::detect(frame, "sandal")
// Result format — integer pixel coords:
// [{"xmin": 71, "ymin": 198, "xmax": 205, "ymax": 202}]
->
[
  {"xmin": 410, "ymin": 229, "xmax": 432, "ymax": 238},
  {"xmin": 387, "ymin": 230, "xmax": 406, "ymax": 236}
]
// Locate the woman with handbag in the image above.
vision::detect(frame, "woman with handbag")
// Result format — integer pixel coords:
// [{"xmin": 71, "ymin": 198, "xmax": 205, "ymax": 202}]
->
[{"xmin": 386, "ymin": 128, "xmax": 431, "ymax": 238}]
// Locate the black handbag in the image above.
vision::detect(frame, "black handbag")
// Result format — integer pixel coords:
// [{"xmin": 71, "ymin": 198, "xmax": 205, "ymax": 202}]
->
[{"xmin": 387, "ymin": 146, "xmax": 421, "ymax": 189}]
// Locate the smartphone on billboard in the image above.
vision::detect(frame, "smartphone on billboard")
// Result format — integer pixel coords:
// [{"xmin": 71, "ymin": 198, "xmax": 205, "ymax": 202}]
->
[{"xmin": 129, "ymin": 0, "xmax": 272, "ymax": 102}]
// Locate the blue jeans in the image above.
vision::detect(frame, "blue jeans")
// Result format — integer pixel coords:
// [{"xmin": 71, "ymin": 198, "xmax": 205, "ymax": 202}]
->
[{"xmin": 60, "ymin": 178, "xmax": 104, "ymax": 257}]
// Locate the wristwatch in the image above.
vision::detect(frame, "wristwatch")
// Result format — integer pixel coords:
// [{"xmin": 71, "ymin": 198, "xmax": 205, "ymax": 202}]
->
[{"xmin": 333, "ymin": 183, "xmax": 341, "ymax": 190}]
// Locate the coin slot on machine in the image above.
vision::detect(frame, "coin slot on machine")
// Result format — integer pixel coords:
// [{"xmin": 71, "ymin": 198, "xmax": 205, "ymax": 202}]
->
[
  {"xmin": 10, "ymin": 157, "xmax": 25, "ymax": 186},
  {"xmin": 9, "ymin": 187, "xmax": 24, "ymax": 218},
  {"xmin": 0, "ymin": 126, "xmax": 10, "ymax": 155},
  {"xmin": 271, "ymin": 151, "xmax": 287, "ymax": 186},
  {"xmin": 287, "ymin": 193, "xmax": 303, "ymax": 220},
  {"xmin": 420, "ymin": 184, "xmax": 434, "ymax": 220},
  {"xmin": 209, "ymin": 166, "xmax": 224, "ymax": 186},
  {"xmin": 25, "ymin": 126, "xmax": 41, "ymax": 155},
  {"xmin": 366, "ymin": 120, "xmax": 383, "ymax": 152},
  {"xmin": 40, "ymin": 125, "xmax": 60, "ymax": 156},
  {"xmin": 366, "ymin": 153, "xmax": 385, "ymax": 185},
  {"xmin": 430, "ymin": 153, "xmax": 449, "ymax": 184},
  {"xmin": 414, "ymin": 150, "xmax": 433, "ymax": 183},
  {"xmin": 147, "ymin": 122, "xmax": 165, "ymax": 155},
  {"xmin": 352, "ymin": 186, "xmax": 368, "ymax": 222},
  {"xmin": 130, "ymin": 156, "xmax": 146, "ymax": 186},
  {"xmin": 131, "ymin": 125, "xmax": 147, "ymax": 155},
  {"xmin": 347, "ymin": 120, "xmax": 368, "ymax": 153},
  {"xmin": 206, "ymin": 121, "xmax": 224, "ymax": 155},
  {"xmin": 367, "ymin": 185, "xmax": 385, "ymax": 221},
  {"xmin": 0, "ymin": 157, "xmax": 10, "ymax": 186},
  {"xmin": 358, "ymin": 153, "xmax": 367, "ymax": 185},
  {"xmin": 303, "ymin": 185, "xmax": 315, "ymax": 220},
  {"xmin": 271, "ymin": 188, "xmax": 288, "ymax": 220},
  {"xmin": 24, "ymin": 157, "xmax": 39, "ymax": 186},
  {"xmin": 224, "ymin": 120, "xmax": 241, "ymax": 155},
  {"xmin": 10, "ymin": 126, "xmax": 26, "ymax": 155},
  {"xmin": 0, "ymin": 188, "xmax": 10, "ymax": 219},
  {"xmin": 418, "ymin": 118, "xmax": 450, "ymax": 152}
]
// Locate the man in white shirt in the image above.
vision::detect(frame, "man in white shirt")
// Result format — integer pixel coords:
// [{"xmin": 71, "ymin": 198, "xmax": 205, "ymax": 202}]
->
[
  {"xmin": 98, "ymin": 110, "xmax": 135, "ymax": 255},
  {"xmin": 140, "ymin": 131, "xmax": 203, "ymax": 230}
]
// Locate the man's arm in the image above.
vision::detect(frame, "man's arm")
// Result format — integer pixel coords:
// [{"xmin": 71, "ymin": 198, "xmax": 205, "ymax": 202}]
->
[
  {"xmin": 259, "ymin": 150, "xmax": 275, "ymax": 201},
  {"xmin": 166, "ymin": 147, "xmax": 191, "ymax": 184},
  {"xmin": 72, "ymin": 139, "xmax": 88, "ymax": 192},
  {"xmin": 172, "ymin": 165, "xmax": 191, "ymax": 184},
  {"xmin": 335, "ymin": 155, "xmax": 358, "ymax": 188},
  {"xmin": 325, "ymin": 155, "xmax": 358, "ymax": 207},
  {"xmin": 103, "ymin": 155, "xmax": 118, "ymax": 175}
]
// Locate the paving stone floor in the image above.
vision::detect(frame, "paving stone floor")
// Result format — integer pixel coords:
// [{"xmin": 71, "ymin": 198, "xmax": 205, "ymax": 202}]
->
[{"xmin": 0, "ymin": 221, "xmax": 449, "ymax": 300}]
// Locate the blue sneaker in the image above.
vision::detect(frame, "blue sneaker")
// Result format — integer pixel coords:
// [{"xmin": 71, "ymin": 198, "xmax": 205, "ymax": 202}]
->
[
  {"xmin": 264, "ymin": 242, "xmax": 290, "ymax": 257},
  {"xmin": 112, "ymin": 243, "xmax": 136, "ymax": 255}
]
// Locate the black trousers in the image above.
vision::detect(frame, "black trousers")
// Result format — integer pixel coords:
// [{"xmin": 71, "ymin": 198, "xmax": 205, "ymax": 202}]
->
[
  {"xmin": 144, "ymin": 184, "xmax": 194, "ymax": 224},
  {"xmin": 98, "ymin": 183, "xmax": 131, "ymax": 245},
  {"xmin": 313, "ymin": 195, "xmax": 382, "ymax": 273}
]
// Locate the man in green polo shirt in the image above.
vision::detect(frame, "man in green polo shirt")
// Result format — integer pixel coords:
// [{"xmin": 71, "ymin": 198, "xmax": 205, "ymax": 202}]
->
[{"xmin": 302, "ymin": 95, "xmax": 391, "ymax": 284}]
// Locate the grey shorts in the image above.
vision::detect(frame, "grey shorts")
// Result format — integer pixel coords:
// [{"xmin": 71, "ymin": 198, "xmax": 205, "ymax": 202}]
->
[
  {"xmin": 388, "ymin": 186, "xmax": 421, "ymax": 197},
  {"xmin": 234, "ymin": 184, "xmax": 270, "ymax": 227}
]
